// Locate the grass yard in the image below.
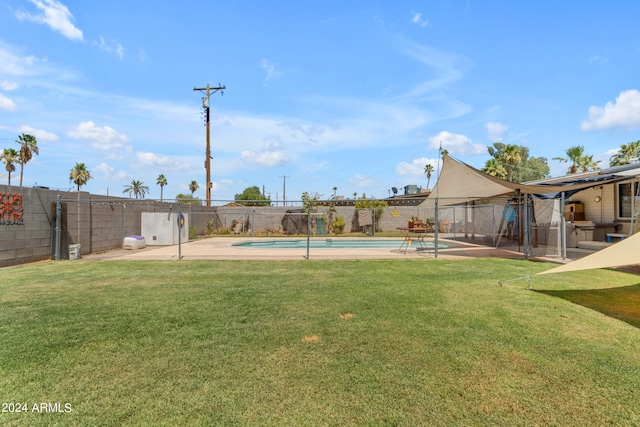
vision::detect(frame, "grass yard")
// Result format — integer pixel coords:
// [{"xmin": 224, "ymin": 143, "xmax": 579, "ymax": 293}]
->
[{"xmin": 1, "ymin": 258, "xmax": 640, "ymax": 426}]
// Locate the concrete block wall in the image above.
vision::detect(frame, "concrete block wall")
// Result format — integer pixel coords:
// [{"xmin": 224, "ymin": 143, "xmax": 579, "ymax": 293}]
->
[
  {"xmin": 208, "ymin": 204, "xmax": 473, "ymax": 234},
  {"xmin": 0, "ymin": 185, "xmax": 57, "ymax": 267},
  {"xmin": 0, "ymin": 187, "xmax": 505, "ymax": 268}
]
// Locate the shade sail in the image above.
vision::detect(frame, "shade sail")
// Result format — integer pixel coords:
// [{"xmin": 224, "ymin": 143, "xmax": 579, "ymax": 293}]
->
[
  {"xmin": 538, "ymin": 231, "xmax": 640, "ymax": 275},
  {"xmin": 427, "ymin": 154, "xmax": 635, "ymax": 206}
]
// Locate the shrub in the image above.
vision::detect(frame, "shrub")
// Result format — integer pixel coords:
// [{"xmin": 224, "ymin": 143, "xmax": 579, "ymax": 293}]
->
[
  {"xmin": 332, "ymin": 216, "xmax": 345, "ymax": 234},
  {"xmin": 189, "ymin": 226, "xmax": 199, "ymax": 240},
  {"xmin": 216, "ymin": 227, "xmax": 231, "ymax": 235}
]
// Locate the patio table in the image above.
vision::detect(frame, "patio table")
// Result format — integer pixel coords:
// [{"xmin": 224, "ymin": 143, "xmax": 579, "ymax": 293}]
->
[{"xmin": 397, "ymin": 227, "xmax": 433, "ymax": 254}]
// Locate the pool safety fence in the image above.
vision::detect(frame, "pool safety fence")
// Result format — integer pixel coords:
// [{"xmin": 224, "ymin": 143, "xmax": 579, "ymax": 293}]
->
[{"xmin": 50, "ymin": 196, "xmax": 563, "ymax": 261}]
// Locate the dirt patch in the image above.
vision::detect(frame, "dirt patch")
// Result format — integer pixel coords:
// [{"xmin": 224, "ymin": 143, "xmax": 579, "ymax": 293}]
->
[
  {"xmin": 339, "ymin": 313, "xmax": 356, "ymax": 319},
  {"xmin": 301, "ymin": 335, "xmax": 320, "ymax": 342}
]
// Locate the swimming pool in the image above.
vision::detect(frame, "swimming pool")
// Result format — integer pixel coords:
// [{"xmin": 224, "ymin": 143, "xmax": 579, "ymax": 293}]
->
[{"xmin": 232, "ymin": 239, "xmax": 452, "ymax": 249}]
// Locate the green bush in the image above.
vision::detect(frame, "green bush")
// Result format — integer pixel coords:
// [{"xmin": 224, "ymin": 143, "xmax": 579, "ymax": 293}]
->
[
  {"xmin": 216, "ymin": 226, "xmax": 231, "ymax": 235},
  {"xmin": 332, "ymin": 216, "xmax": 345, "ymax": 234},
  {"xmin": 189, "ymin": 226, "xmax": 199, "ymax": 240}
]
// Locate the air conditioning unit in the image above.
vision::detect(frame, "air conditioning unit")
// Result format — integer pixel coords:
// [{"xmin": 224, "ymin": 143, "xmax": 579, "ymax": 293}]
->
[{"xmin": 404, "ymin": 185, "xmax": 419, "ymax": 195}]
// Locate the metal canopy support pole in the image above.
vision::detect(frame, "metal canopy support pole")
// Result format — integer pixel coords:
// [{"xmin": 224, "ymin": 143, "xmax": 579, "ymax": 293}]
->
[
  {"xmin": 516, "ymin": 189, "xmax": 522, "ymax": 252},
  {"xmin": 121, "ymin": 204, "xmax": 125, "ymax": 249},
  {"xmin": 178, "ymin": 202, "xmax": 183, "ymax": 260},
  {"xmin": 434, "ymin": 199, "xmax": 439, "ymax": 258},
  {"xmin": 55, "ymin": 195, "xmax": 61, "ymax": 261},
  {"xmin": 305, "ymin": 203, "xmax": 311, "ymax": 260},
  {"xmin": 523, "ymin": 195, "xmax": 530, "ymax": 259},
  {"xmin": 561, "ymin": 192, "xmax": 566, "ymax": 260}
]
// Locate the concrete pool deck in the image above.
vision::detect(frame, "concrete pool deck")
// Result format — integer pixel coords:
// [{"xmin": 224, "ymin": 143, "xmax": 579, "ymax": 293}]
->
[{"xmin": 81, "ymin": 236, "xmax": 572, "ymax": 262}]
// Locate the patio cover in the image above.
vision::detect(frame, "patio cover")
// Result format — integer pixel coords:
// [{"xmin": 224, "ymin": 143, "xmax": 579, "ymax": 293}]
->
[
  {"xmin": 428, "ymin": 154, "xmax": 634, "ymax": 206},
  {"xmin": 538, "ymin": 231, "xmax": 640, "ymax": 275}
]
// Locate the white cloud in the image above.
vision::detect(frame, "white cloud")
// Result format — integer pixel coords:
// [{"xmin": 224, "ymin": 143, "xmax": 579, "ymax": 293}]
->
[
  {"xmin": 18, "ymin": 125, "xmax": 58, "ymax": 142},
  {"xmin": 396, "ymin": 157, "xmax": 430, "ymax": 178},
  {"xmin": 350, "ymin": 174, "xmax": 375, "ymax": 190},
  {"xmin": 0, "ymin": 46, "xmax": 46, "ymax": 77},
  {"xmin": 211, "ymin": 178, "xmax": 233, "ymax": 193},
  {"xmin": 0, "ymin": 93, "xmax": 17, "ymax": 111},
  {"xmin": 135, "ymin": 151, "xmax": 190, "ymax": 170},
  {"xmin": 67, "ymin": 121, "xmax": 128, "ymax": 150},
  {"xmin": 260, "ymin": 59, "xmax": 283, "ymax": 81},
  {"xmin": 428, "ymin": 131, "xmax": 486, "ymax": 155},
  {"xmin": 411, "ymin": 11, "xmax": 428, "ymax": 27},
  {"xmin": 588, "ymin": 55, "xmax": 608, "ymax": 64},
  {"xmin": 0, "ymin": 81, "xmax": 18, "ymax": 91},
  {"xmin": 16, "ymin": 0, "xmax": 83, "ymax": 41},
  {"xmin": 396, "ymin": 43, "xmax": 464, "ymax": 101},
  {"xmin": 95, "ymin": 36, "xmax": 124, "ymax": 59},
  {"xmin": 581, "ymin": 89, "xmax": 640, "ymax": 131},
  {"xmin": 136, "ymin": 151, "xmax": 171, "ymax": 167},
  {"xmin": 487, "ymin": 122, "xmax": 508, "ymax": 141},
  {"xmin": 241, "ymin": 149, "xmax": 289, "ymax": 167},
  {"xmin": 93, "ymin": 162, "xmax": 127, "ymax": 180}
]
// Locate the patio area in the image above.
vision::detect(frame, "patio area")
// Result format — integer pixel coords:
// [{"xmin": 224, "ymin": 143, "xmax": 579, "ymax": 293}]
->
[{"xmin": 80, "ymin": 236, "xmax": 586, "ymax": 263}]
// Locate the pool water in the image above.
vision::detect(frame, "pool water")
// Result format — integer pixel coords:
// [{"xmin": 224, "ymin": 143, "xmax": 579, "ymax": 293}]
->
[{"xmin": 232, "ymin": 239, "xmax": 451, "ymax": 249}]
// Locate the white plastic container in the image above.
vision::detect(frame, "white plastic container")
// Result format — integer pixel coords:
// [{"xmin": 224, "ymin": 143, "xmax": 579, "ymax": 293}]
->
[
  {"xmin": 123, "ymin": 235, "xmax": 146, "ymax": 250},
  {"xmin": 69, "ymin": 244, "xmax": 81, "ymax": 260}
]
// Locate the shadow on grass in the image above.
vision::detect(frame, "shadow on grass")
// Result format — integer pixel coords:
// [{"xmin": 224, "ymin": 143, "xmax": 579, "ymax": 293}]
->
[{"xmin": 537, "ymin": 283, "xmax": 640, "ymax": 328}]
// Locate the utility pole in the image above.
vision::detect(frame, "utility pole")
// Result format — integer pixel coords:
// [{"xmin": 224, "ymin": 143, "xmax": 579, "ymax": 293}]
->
[
  {"xmin": 280, "ymin": 175, "xmax": 288, "ymax": 207},
  {"xmin": 194, "ymin": 83, "xmax": 225, "ymax": 207}
]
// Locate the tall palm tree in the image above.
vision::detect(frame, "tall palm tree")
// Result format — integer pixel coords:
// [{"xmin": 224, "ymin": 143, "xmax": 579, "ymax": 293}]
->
[
  {"xmin": 189, "ymin": 180, "xmax": 199, "ymax": 197},
  {"xmin": 577, "ymin": 154, "xmax": 601, "ymax": 173},
  {"xmin": 69, "ymin": 162, "xmax": 92, "ymax": 191},
  {"xmin": 482, "ymin": 158, "xmax": 508, "ymax": 179},
  {"xmin": 16, "ymin": 133, "xmax": 38, "ymax": 187},
  {"xmin": 500, "ymin": 144, "xmax": 523, "ymax": 182},
  {"xmin": 424, "ymin": 164, "xmax": 434, "ymax": 189},
  {"xmin": 2, "ymin": 148, "xmax": 19, "ymax": 186},
  {"xmin": 553, "ymin": 145, "xmax": 585, "ymax": 174},
  {"xmin": 156, "ymin": 174, "xmax": 168, "ymax": 202},
  {"xmin": 123, "ymin": 180, "xmax": 149, "ymax": 199},
  {"xmin": 609, "ymin": 140, "xmax": 640, "ymax": 167}
]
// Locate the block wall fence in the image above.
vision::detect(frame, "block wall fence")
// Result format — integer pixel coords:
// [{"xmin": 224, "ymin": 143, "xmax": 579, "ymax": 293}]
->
[{"xmin": 1, "ymin": 184, "xmax": 490, "ymax": 268}]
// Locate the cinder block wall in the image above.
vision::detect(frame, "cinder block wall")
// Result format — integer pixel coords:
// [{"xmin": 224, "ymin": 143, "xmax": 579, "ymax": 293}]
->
[
  {"xmin": 1, "ymin": 185, "xmax": 58, "ymax": 267},
  {"xmin": 1, "ymin": 186, "xmax": 497, "ymax": 268}
]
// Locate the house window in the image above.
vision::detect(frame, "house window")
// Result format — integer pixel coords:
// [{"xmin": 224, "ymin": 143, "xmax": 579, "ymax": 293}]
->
[{"xmin": 617, "ymin": 182, "xmax": 636, "ymax": 219}]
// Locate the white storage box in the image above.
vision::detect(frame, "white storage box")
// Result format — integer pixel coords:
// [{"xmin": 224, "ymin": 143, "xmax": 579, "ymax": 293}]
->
[
  {"xmin": 69, "ymin": 244, "xmax": 81, "ymax": 260},
  {"xmin": 123, "ymin": 235, "xmax": 146, "ymax": 250}
]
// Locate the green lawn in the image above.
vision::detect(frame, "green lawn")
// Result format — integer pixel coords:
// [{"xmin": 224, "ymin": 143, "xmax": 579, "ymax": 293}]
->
[{"xmin": 1, "ymin": 258, "xmax": 639, "ymax": 426}]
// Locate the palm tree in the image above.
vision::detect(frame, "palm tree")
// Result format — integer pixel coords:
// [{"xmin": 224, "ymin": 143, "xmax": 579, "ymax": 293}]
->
[
  {"xmin": 577, "ymin": 154, "xmax": 601, "ymax": 173},
  {"xmin": 553, "ymin": 145, "xmax": 585, "ymax": 174},
  {"xmin": 189, "ymin": 180, "xmax": 199, "ymax": 197},
  {"xmin": 482, "ymin": 158, "xmax": 508, "ymax": 179},
  {"xmin": 16, "ymin": 133, "xmax": 38, "ymax": 187},
  {"xmin": 156, "ymin": 174, "xmax": 168, "ymax": 202},
  {"xmin": 69, "ymin": 162, "xmax": 92, "ymax": 191},
  {"xmin": 424, "ymin": 164, "xmax": 434, "ymax": 189},
  {"xmin": 2, "ymin": 148, "xmax": 19, "ymax": 186},
  {"xmin": 500, "ymin": 144, "xmax": 523, "ymax": 182},
  {"xmin": 123, "ymin": 180, "xmax": 149, "ymax": 199},
  {"xmin": 609, "ymin": 140, "xmax": 640, "ymax": 167}
]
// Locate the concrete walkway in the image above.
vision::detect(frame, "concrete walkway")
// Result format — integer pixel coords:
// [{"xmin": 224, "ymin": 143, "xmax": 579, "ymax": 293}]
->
[{"xmin": 82, "ymin": 236, "xmax": 552, "ymax": 262}]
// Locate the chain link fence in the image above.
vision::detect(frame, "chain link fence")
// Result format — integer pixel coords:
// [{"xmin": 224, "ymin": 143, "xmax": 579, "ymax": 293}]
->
[{"xmin": 52, "ymin": 195, "xmax": 567, "ymax": 260}]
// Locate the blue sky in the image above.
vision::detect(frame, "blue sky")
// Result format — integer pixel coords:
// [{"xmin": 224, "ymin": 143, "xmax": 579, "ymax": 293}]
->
[{"xmin": 1, "ymin": 1, "xmax": 640, "ymax": 202}]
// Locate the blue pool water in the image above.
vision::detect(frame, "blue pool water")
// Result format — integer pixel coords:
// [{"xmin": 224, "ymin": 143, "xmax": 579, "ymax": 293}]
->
[{"xmin": 232, "ymin": 239, "xmax": 451, "ymax": 249}]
